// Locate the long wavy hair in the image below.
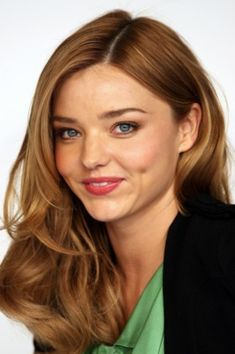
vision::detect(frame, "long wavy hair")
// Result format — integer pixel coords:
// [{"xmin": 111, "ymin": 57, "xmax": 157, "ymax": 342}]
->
[{"xmin": 0, "ymin": 9, "xmax": 231, "ymax": 353}]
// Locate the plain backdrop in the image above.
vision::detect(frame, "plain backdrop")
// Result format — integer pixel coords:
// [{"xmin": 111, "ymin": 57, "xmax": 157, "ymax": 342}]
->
[{"xmin": 0, "ymin": 0, "xmax": 235, "ymax": 353}]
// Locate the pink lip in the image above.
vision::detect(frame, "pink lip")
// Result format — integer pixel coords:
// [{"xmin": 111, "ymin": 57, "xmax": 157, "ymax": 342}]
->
[{"xmin": 81, "ymin": 177, "xmax": 124, "ymax": 196}]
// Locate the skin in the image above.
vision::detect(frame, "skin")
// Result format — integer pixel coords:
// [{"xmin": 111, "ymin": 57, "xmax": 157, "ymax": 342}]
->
[{"xmin": 53, "ymin": 63, "xmax": 201, "ymax": 317}]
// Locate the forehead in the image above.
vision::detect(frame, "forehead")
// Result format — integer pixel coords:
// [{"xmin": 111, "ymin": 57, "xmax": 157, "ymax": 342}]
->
[
  {"xmin": 55, "ymin": 64, "xmax": 156, "ymax": 103},
  {"xmin": 53, "ymin": 63, "xmax": 174, "ymax": 120}
]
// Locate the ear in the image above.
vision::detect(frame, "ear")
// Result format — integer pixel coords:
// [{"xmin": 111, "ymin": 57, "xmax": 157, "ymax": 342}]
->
[{"xmin": 178, "ymin": 103, "xmax": 202, "ymax": 153}]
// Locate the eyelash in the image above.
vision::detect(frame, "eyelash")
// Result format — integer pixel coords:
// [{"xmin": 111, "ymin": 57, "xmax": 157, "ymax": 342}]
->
[
  {"xmin": 53, "ymin": 128, "xmax": 79, "ymax": 140},
  {"xmin": 113, "ymin": 122, "xmax": 139, "ymax": 134},
  {"xmin": 53, "ymin": 121, "xmax": 139, "ymax": 140}
]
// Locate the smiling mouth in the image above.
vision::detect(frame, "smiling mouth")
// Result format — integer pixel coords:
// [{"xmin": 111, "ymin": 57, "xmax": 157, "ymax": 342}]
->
[
  {"xmin": 89, "ymin": 182, "xmax": 112, "ymax": 186},
  {"xmin": 82, "ymin": 180, "xmax": 123, "ymax": 195}
]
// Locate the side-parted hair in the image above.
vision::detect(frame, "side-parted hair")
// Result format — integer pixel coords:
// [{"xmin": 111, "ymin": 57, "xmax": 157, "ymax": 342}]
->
[{"xmin": 0, "ymin": 9, "xmax": 231, "ymax": 353}]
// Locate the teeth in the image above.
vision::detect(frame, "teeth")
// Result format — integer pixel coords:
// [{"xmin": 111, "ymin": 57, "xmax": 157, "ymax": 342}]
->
[{"xmin": 90, "ymin": 182, "xmax": 111, "ymax": 186}]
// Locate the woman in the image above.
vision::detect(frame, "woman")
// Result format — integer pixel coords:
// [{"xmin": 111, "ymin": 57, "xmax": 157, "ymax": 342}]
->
[{"xmin": 0, "ymin": 8, "xmax": 235, "ymax": 354}]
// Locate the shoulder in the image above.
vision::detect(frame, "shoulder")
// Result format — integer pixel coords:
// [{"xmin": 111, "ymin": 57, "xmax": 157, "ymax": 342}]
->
[
  {"xmin": 183, "ymin": 193, "xmax": 235, "ymax": 221},
  {"xmin": 183, "ymin": 193, "xmax": 235, "ymax": 293},
  {"xmin": 182, "ymin": 193, "xmax": 235, "ymax": 236}
]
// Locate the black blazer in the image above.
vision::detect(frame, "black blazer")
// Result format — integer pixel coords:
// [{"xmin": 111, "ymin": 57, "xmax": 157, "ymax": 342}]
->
[
  {"xmin": 163, "ymin": 193, "xmax": 235, "ymax": 353},
  {"xmin": 34, "ymin": 193, "xmax": 235, "ymax": 353}
]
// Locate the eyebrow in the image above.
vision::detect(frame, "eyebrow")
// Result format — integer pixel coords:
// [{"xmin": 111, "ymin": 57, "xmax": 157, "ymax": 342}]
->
[{"xmin": 52, "ymin": 107, "xmax": 147, "ymax": 123}]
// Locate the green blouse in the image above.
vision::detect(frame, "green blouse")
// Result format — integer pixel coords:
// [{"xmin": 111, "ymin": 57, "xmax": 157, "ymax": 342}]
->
[{"xmin": 85, "ymin": 263, "xmax": 164, "ymax": 354}]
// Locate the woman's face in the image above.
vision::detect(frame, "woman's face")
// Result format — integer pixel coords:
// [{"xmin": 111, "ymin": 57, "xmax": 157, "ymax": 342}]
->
[{"xmin": 53, "ymin": 64, "xmax": 184, "ymax": 223}]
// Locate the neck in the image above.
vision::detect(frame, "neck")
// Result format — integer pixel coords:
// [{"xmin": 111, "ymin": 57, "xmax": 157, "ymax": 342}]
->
[{"xmin": 106, "ymin": 191, "xmax": 178, "ymax": 287}]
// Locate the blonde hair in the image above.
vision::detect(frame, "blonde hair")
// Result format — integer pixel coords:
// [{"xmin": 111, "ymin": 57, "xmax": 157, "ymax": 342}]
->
[{"xmin": 0, "ymin": 9, "xmax": 231, "ymax": 353}]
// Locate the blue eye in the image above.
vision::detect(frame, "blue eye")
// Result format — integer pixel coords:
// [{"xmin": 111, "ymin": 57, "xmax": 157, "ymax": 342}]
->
[
  {"xmin": 114, "ymin": 122, "xmax": 138, "ymax": 134},
  {"xmin": 54, "ymin": 128, "xmax": 80, "ymax": 140},
  {"xmin": 63, "ymin": 129, "xmax": 78, "ymax": 138}
]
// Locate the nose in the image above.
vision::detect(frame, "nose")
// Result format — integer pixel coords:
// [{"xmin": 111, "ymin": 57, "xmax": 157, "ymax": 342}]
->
[{"xmin": 81, "ymin": 134, "xmax": 110, "ymax": 170}]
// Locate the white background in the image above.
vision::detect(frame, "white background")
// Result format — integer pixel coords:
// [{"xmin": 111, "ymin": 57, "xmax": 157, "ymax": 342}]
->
[{"xmin": 0, "ymin": 0, "xmax": 235, "ymax": 353}]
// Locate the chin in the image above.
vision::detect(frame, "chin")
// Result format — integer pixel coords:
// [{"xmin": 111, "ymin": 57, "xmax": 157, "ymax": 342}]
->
[
  {"xmin": 81, "ymin": 200, "xmax": 127, "ymax": 222},
  {"xmin": 89, "ymin": 212, "xmax": 120, "ymax": 223},
  {"xmin": 84, "ymin": 207, "xmax": 124, "ymax": 223}
]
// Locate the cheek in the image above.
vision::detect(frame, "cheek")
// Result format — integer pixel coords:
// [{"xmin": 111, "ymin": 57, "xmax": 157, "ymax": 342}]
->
[
  {"xmin": 118, "ymin": 132, "xmax": 178, "ymax": 174},
  {"xmin": 54, "ymin": 145, "xmax": 74, "ymax": 177},
  {"xmin": 113, "ymin": 142, "xmax": 162, "ymax": 176}
]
